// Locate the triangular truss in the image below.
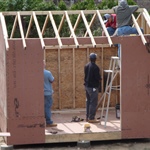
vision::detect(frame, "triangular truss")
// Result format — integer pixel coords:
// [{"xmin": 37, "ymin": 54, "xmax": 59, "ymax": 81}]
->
[{"xmin": 0, "ymin": 8, "xmax": 150, "ymax": 50}]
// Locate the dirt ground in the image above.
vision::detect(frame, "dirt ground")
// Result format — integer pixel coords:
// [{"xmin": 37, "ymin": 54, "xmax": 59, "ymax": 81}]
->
[{"xmin": 1, "ymin": 137, "xmax": 150, "ymax": 150}]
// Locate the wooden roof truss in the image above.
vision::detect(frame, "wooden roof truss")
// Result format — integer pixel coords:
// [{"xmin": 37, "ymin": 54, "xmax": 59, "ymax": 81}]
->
[{"xmin": 0, "ymin": 8, "xmax": 150, "ymax": 50}]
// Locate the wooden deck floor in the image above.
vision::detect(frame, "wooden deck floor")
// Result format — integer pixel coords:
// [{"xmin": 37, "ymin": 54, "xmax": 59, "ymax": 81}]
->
[{"xmin": 45, "ymin": 109, "xmax": 121, "ymax": 143}]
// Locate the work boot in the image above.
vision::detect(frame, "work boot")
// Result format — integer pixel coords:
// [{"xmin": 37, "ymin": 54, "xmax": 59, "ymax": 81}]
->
[
  {"xmin": 88, "ymin": 119, "xmax": 100, "ymax": 123},
  {"xmin": 46, "ymin": 123, "xmax": 57, "ymax": 127}
]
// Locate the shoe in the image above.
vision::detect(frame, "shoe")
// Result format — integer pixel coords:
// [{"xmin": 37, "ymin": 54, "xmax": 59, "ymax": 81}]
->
[
  {"xmin": 46, "ymin": 123, "xmax": 57, "ymax": 127},
  {"xmin": 88, "ymin": 119, "xmax": 100, "ymax": 123}
]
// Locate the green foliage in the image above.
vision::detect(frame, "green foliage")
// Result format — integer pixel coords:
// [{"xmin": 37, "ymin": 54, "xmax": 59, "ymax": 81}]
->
[
  {"xmin": 0, "ymin": 0, "xmax": 140, "ymax": 38},
  {"xmin": 97, "ymin": 0, "xmax": 137, "ymax": 10},
  {"xmin": 0, "ymin": 0, "xmax": 43, "ymax": 11},
  {"xmin": 58, "ymin": 0, "xmax": 67, "ymax": 10},
  {"xmin": 97, "ymin": 0, "xmax": 118, "ymax": 10},
  {"xmin": 127, "ymin": 0, "xmax": 136, "ymax": 5},
  {"xmin": 71, "ymin": 0, "xmax": 97, "ymax": 10}
]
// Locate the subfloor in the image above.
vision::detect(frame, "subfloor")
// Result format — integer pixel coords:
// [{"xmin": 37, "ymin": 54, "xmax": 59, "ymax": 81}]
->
[{"xmin": 45, "ymin": 109, "xmax": 121, "ymax": 143}]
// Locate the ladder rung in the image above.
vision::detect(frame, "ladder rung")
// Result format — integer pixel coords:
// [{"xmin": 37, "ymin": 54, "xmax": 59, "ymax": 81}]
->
[
  {"xmin": 111, "ymin": 56, "xmax": 119, "ymax": 60},
  {"xmin": 104, "ymin": 70, "xmax": 113, "ymax": 73},
  {"xmin": 111, "ymin": 88, "xmax": 120, "ymax": 90}
]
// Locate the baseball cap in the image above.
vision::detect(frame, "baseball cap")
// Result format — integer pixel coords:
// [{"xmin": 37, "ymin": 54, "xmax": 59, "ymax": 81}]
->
[
  {"xmin": 103, "ymin": 14, "xmax": 111, "ymax": 23},
  {"xmin": 89, "ymin": 53, "xmax": 97, "ymax": 59}
]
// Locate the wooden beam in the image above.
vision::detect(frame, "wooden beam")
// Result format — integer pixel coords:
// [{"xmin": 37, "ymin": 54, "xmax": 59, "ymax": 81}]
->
[
  {"xmin": 132, "ymin": 14, "xmax": 147, "ymax": 45},
  {"xmin": 143, "ymin": 8, "xmax": 150, "ymax": 22},
  {"xmin": 101, "ymin": 45, "xmax": 104, "ymax": 93},
  {"xmin": 17, "ymin": 12, "xmax": 26, "ymax": 49},
  {"xmin": 73, "ymin": 48, "xmax": 75, "ymax": 108},
  {"xmin": 58, "ymin": 48, "xmax": 61, "ymax": 109},
  {"xmin": 32, "ymin": 11, "xmax": 45, "ymax": 49},
  {"xmin": 96, "ymin": 10, "xmax": 113, "ymax": 47},
  {"xmin": 133, "ymin": 13, "xmax": 142, "ymax": 28},
  {"xmin": 45, "ymin": 43, "xmax": 110, "ymax": 49},
  {"xmin": 0, "ymin": 132, "xmax": 10, "ymax": 137},
  {"xmin": 142, "ymin": 11, "xmax": 150, "ymax": 28},
  {"xmin": 49, "ymin": 11, "xmax": 62, "ymax": 48},
  {"xmin": 1, "ymin": 8, "xmax": 144, "ymax": 16},
  {"xmin": 10, "ymin": 15, "xmax": 18, "ymax": 38},
  {"xmin": 65, "ymin": 11, "xmax": 79, "ymax": 48},
  {"xmin": 25, "ymin": 15, "xmax": 33, "ymax": 38},
  {"xmin": 81, "ymin": 11, "xmax": 96, "ymax": 47},
  {"xmin": 84, "ymin": 13, "xmax": 97, "ymax": 37},
  {"xmin": 42, "ymin": 15, "xmax": 49, "ymax": 36},
  {"xmin": 0, "ymin": 13, "xmax": 9, "ymax": 50},
  {"xmin": 70, "ymin": 14, "xmax": 81, "ymax": 37},
  {"xmin": 58, "ymin": 14, "xmax": 65, "ymax": 34}
]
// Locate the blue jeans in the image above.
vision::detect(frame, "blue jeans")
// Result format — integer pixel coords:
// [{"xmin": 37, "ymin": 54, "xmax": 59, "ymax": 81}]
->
[
  {"xmin": 85, "ymin": 86, "xmax": 98, "ymax": 120},
  {"xmin": 44, "ymin": 95, "xmax": 53, "ymax": 124},
  {"xmin": 116, "ymin": 26, "xmax": 144, "ymax": 57},
  {"xmin": 107, "ymin": 27, "xmax": 116, "ymax": 36}
]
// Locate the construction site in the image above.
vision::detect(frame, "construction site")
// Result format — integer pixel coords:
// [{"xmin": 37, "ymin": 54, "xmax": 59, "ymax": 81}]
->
[{"xmin": 0, "ymin": 7, "xmax": 150, "ymax": 146}]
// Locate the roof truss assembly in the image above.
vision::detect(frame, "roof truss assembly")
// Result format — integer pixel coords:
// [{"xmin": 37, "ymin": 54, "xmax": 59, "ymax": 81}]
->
[{"xmin": 0, "ymin": 8, "xmax": 150, "ymax": 50}]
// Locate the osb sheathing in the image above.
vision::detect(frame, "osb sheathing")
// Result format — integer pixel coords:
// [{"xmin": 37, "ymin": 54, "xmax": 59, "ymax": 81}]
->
[{"xmin": 45, "ymin": 46, "xmax": 118, "ymax": 110}]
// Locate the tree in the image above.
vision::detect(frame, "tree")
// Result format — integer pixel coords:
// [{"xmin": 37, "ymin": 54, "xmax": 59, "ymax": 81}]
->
[
  {"xmin": 0, "ymin": 0, "xmax": 141, "ymax": 37},
  {"xmin": 97, "ymin": 0, "xmax": 136, "ymax": 10}
]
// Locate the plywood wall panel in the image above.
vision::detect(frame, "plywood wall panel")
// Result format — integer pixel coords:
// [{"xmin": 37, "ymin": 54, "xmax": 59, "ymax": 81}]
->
[
  {"xmin": 75, "ymin": 48, "xmax": 87, "ymax": 108},
  {"xmin": 45, "ymin": 49, "xmax": 59, "ymax": 109},
  {"xmin": 45, "ymin": 45, "xmax": 118, "ymax": 109},
  {"xmin": 59, "ymin": 49, "xmax": 73, "ymax": 109}
]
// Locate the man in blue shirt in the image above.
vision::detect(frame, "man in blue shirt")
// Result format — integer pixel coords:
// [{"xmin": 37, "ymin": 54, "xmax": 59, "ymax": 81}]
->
[{"xmin": 44, "ymin": 61, "xmax": 57, "ymax": 127}]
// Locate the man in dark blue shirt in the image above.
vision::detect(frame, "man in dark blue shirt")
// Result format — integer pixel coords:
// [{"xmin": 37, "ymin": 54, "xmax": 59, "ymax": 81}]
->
[{"xmin": 84, "ymin": 53, "xmax": 101, "ymax": 123}]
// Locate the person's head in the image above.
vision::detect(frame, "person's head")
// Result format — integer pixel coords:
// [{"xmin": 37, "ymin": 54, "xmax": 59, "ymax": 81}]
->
[
  {"xmin": 118, "ymin": 0, "xmax": 127, "ymax": 5},
  {"xmin": 89, "ymin": 53, "xmax": 97, "ymax": 62},
  {"xmin": 103, "ymin": 14, "xmax": 111, "ymax": 24}
]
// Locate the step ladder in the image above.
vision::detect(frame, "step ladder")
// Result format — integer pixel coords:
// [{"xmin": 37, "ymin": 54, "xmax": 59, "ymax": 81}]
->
[{"xmin": 100, "ymin": 56, "xmax": 120, "ymax": 128}]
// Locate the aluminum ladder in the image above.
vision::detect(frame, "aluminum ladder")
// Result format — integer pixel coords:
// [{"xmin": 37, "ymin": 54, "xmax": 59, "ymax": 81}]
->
[{"xmin": 100, "ymin": 56, "xmax": 120, "ymax": 127}]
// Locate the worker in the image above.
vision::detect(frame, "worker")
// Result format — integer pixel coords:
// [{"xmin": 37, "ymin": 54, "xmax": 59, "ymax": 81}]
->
[
  {"xmin": 84, "ymin": 53, "xmax": 101, "ymax": 123},
  {"xmin": 44, "ymin": 60, "xmax": 57, "ymax": 127},
  {"xmin": 102, "ymin": 13, "xmax": 117, "ymax": 36},
  {"xmin": 113, "ymin": 0, "xmax": 143, "ymax": 57}
]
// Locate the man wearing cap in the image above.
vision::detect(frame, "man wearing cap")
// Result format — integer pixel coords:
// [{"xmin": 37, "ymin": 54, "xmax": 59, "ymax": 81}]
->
[
  {"xmin": 113, "ymin": 0, "xmax": 143, "ymax": 57},
  {"xmin": 102, "ymin": 13, "xmax": 117, "ymax": 36},
  {"xmin": 84, "ymin": 53, "xmax": 101, "ymax": 123}
]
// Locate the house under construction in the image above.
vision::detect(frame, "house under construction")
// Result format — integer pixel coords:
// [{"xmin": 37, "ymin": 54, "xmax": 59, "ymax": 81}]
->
[{"xmin": 0, "ymin": 8, "xmax": 150, "ymax": 145}]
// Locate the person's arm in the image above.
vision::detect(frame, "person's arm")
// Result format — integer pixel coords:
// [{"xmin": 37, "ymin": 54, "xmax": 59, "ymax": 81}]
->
[
  {"xmin": 129, "ymin": 5, "xmax": 139, "ymax": 13},
  {"xmin": 48, "ymin": 71, "xmax": 54, "ymax": 83},
  {"xmin": 112, "ymin": 6, "xmax": 117, "ymax": 14}
]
